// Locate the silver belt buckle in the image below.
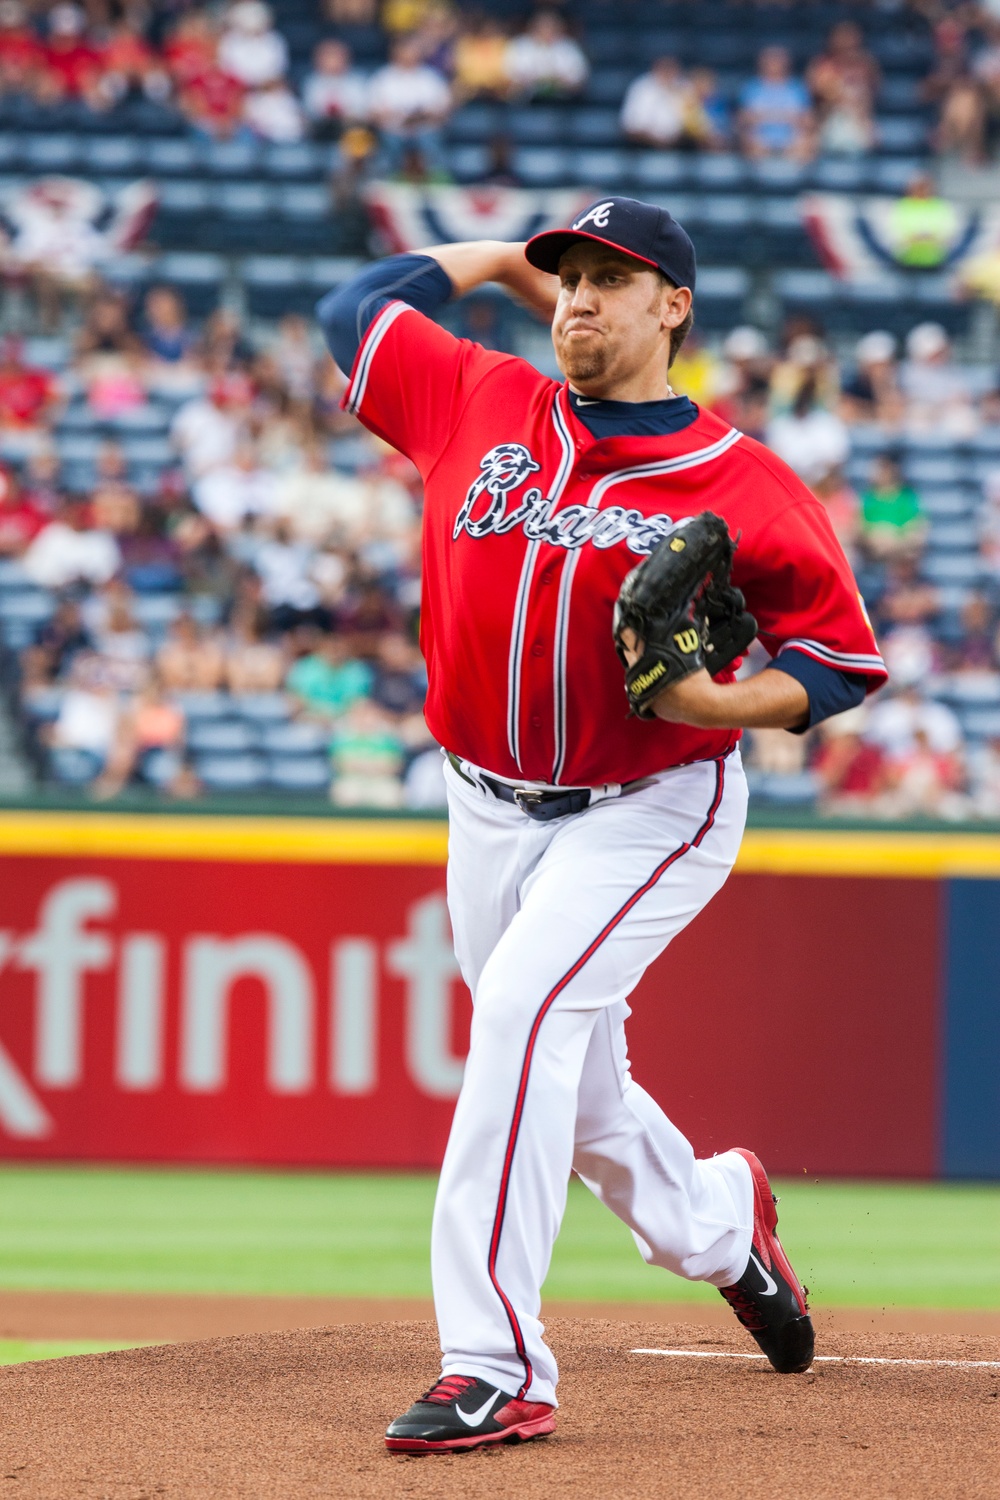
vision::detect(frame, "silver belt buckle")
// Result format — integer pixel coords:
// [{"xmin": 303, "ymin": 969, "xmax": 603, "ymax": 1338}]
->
[{"xmin": 513, "ymin": 788, "xmax": 547, "ymax": 814}]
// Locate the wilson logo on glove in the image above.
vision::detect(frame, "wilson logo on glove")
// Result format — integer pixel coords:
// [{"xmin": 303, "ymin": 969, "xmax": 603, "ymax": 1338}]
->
[{"xmin": 674, "ymin": 628, "xmax": 701, "ymax": 654}]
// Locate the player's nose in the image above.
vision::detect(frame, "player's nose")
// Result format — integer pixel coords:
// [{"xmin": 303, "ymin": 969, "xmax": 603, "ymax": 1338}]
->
[{"xmin": 568, "ymin": 276, "xmax": 600, "ymax": 312}]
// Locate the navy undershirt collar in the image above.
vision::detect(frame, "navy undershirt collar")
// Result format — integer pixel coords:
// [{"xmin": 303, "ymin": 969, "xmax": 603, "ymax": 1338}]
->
[{"xmin": 568, "ymin": 389, "xmax": 698, "ymax": 439}]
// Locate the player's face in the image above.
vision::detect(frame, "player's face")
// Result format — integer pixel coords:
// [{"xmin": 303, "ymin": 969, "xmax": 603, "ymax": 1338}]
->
[{"xmin": 551, "ymin": 244, "xmax": 690, "ymax": 398}]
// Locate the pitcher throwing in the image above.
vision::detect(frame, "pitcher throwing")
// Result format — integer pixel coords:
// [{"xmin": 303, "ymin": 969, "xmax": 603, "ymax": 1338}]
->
[{"xmin": 318, "ymin": 195, "xmax": 887, "ymax": 1453}]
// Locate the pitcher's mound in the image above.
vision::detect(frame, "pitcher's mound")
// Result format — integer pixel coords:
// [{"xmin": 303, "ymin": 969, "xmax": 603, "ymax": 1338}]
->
[{"xmin": 0, "ymin": 1318, "xmax": 995, "ymax": 1499}]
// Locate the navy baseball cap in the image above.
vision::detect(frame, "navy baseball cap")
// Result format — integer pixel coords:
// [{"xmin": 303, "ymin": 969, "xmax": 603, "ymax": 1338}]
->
[{"xmin": 525, "ymin": 195, "xmax": 696, "ymax": 291}]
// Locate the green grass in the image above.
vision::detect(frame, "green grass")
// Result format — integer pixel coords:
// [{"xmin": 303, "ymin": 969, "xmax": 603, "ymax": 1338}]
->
[
  {"xmin": 0, "ymin": 1167, "xmax": 996, "ymax": 1309},
  {"xmin": 0, "ymin": 1340, "xmax": 145, "ymax": 1366}
]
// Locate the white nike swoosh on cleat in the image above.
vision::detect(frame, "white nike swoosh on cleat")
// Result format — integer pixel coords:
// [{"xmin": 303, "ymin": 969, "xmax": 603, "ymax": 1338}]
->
[
  {"xmin": 456, "ymin": 1390, "xmax": 503, "ymax": 1427},
  {"xmin": 749, "ymin": 1249, "xmax": 778, "ymax": 1296}
]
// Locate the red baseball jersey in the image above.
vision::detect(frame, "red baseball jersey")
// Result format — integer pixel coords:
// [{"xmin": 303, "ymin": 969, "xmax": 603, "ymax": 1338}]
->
[{"xmin": 343, "ymin": 301, "xmax": 886, "ymax": 787}]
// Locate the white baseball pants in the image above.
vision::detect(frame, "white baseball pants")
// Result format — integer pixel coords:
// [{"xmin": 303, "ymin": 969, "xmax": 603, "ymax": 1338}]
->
[{"xmin": 433, "ymin": 750, "xmax": 754, "ymax": 1407}]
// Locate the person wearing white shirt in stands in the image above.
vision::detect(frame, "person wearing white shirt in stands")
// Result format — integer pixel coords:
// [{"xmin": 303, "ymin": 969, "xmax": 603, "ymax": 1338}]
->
[
  {"xmin": 367, "ymin": 35, "xmax": 452, "ymax": 175},
  {"xmin": 504, "ymin": 9, "xmax": 588, "ymax": 98},
  {"xmin": 23, "ymin": 500, "xmax": 120, "ymax": 590},
  {"xmin": 620, "ymin": 56, "xmax": 693, "ymax": 146},
  {"xmin": 302, "ymin": 39, "xmax": 368, "ymax": 136},
  {"xmin": 244, "ymin": 77, "xmax": 307, "ymax": 141},
  {"xmin": 218, "ymin": 0, "xmax": 288, "ymax": 88}
]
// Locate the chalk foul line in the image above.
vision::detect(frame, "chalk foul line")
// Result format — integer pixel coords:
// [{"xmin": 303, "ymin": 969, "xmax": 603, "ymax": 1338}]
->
[{"xmin": 631, "ymin": 1349, "xmax": 1000, "ymax": 1369}]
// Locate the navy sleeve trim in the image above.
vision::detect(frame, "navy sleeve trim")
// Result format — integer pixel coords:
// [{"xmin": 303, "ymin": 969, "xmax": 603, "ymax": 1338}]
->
[
  {"xmin": 764, "ymin": 649, "xmax": 867, "ymax": 733},
  {"xmin": 316, "ymin": 253, "xmax": 454, "ymax": 372}
]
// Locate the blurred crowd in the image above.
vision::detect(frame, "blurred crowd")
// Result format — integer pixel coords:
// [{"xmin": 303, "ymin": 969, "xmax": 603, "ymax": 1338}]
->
[
  {"xmin": 0, "ymin": 277, "xmax": 446, "ymax": 806},
  {"xmin": 679, "ymin": 313, "xmax": 1000, "ymax": 820},
  {"xmin": 0, "ymin": 0, "xmax": 994, "ymax": 168}
]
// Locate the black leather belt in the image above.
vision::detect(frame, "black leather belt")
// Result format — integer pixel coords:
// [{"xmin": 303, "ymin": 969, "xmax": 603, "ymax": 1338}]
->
[{"xmin": 447, "ymin": 752, "xmax": 592, "ymax": 822}]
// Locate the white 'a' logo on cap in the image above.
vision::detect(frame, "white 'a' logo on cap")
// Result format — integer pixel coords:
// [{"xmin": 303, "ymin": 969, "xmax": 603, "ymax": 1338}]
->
[{"xmin": 572, "ymin": 200, "xmax": 614, "ymax": 231}]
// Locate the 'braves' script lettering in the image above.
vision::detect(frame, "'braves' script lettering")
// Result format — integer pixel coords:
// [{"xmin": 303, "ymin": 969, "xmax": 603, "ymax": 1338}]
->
[{"xmin": 453, "ymin": 443, "xmax": 676, "ymax": 556}]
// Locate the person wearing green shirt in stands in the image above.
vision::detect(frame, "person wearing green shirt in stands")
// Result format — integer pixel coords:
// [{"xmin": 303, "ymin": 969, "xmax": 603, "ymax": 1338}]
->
[
  {"xmin": 286, "ymin": 631, "xmax": 373, "ymax": 718},
  {"xmin": 859, "ymin": 453, "xmax": 928, "ymax": 558},
  {"xmin": 887, "ymin": 173, "xmax": 959, "ymax": 269}
]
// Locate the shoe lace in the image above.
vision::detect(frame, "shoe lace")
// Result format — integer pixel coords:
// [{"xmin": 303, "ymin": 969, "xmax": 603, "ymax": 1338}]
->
[
  {"xmin": 420, "ymin": 1374, "xmax": 478, "ymax": 1406},
  {"xmin": 719, "ymin": 1282, "xmax": 767, "ymax": 1332}
]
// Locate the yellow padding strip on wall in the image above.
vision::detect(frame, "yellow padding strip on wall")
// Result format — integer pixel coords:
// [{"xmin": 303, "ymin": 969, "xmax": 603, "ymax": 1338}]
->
[{"xmin": 0, "ymin": 812, "xmax": 999, "ymax": 876}]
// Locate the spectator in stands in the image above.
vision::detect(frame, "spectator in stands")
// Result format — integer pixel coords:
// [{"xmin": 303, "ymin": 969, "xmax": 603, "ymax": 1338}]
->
[
  {"xmin": 767, "ymin": 377, "xmax": 849, "ymax": 488},
  {"xmin": 886, "ymin": 174, "xmax": 960, "ymax": 270},
  {"xmin": 22, "ymin": 498, "xmax": 120, "ymax": 590},
  {"xmin": 330, "ymin": 696, "xmax": 405, "ymax": 806},
  {"xmin": 840, "ymin": 331, "xmax": 905, "ymax": 427},
  {"xmin": 25, "ymin": 596, "xmax": 91, "ymax": 686},
  {"xmin": 45, "ymin": 652, "xmax": 121, "ymax": 780},
  {"xmin": 157, "ymin": 613, "xmax": 226, "ymax": 693},
  {"xmin": 224, "ymin": 599, "xmax": 286, "ymax": 693},
  {"xmin": 218, "ymin": 1, "xmax": 288, "ymax": 89},
  {"xmin": 90, "ymin": 586, "xmax": 151, "ymax": 692},
  {"xmin": 808, "ymin": 22, "xmax": 880, "ymax": 110},
  {"xmin": 813, "ymin": 705, "xmax": 888, "ymax": 816},
  {"xmin": 620, "ymin": 55, "xmax": 694, "ymax": 148},
  {"xmin": 140, "ymin": 286, "xmax": 196, "ymax": 367},
  {"xmin": 899, "ymin": 321, "xmax": 976, "ymax": 437},
  {"xmin": 97, "ymin": 16, "xmax": 170, "ymax": 108},
  {"xmin": 0, "ymin": 1, "xmax": 42, "ymax": 98},
  {"xmin": 192, "ymin": 440, "xmax": 276, "ymax": 532},
  {"xmin": 452, "ymin": 14, "xmax": 510, "ymax": 102},
  {"xmin": 171, "ymin": 373, "xmax": 251, "ymax": 479},
  {"xmin": 367, "ymin": 34, "xmax": 453, "ymax": 176},
  {"xmin": 244, "ymin": 76, "xmax": 307, "ymax": 141},
  {"xmin": 811, "ymin": 465, "xmax": 860, "ymax": 561},
  {"xmin": 0, "ymin": 464, "xmax": 46, "ymax": 555},
  {"xmin": 686, "ymin": 68, "xmax": 730, "ymax": 150},
  {"xmin": 20, "ymin": 445, "xmax": 61, "ymax": 515},
  {"xmin": 302, "ymin": 39, "xmax": 368, "ymax": 137},
  {"xmin": 858, "ymin": 454, "xmax": 927, "ymax": 561},
  {"xmin": 178, "ymin": 55, "xmax": 248, "ymax": 141},
  {"xmin": 163, "ymin": 8, "xmax": 218, "ymax": 90},
  {"xmin": 504, "ymin": 9, "xmax": 587, "ymax": 99},
  {"xmin": 372, "ymin": 630, "xmax": 426, "ymax": 721},
  {"xmin": 739, "ymin": 46, "xmax": 815, "ymax": 162},
  {"xmin": 0, "ymin": 337, "xmax": 59, "ymax": 459},
  {"xmin": 75, "ymin": 288, "xmax": 146, "ymax": 419},
  {"xmin": 287, "ymin": 628, "xmax": 372, "ymax": 719},
  {"xmin": 40, "ymin": 3, "xmax": 101, "ymax": 104},
  {"xmin": 94, "ymin": 671, "xmax": 187, "ymax": 800},
  {"xmin": 416, "ymin": 4, "xmax": 458, "ymax": 79},
  {"xmin": 252, "ymin": 518, "xmax": 330, "ymax": 633},
  {"xmin": 882, "ymin": 727, "xmax": 968, "ymax": 819},
  {"xmin": 933, "ymin": 69, "xmax": 986, "ymax": 164},
  {"xmin": 711, "ymin": 326, "xmax": 772, "ymax": 438}
]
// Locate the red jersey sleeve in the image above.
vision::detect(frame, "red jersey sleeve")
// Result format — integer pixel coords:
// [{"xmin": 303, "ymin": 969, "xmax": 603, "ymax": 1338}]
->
[
  {"xmin": 340, "ymin": 300, "xmax": 512, "ymax": 475},
  {"xmin": 738, "ymin": 496, "xmax": 887, "ymax": 689}
]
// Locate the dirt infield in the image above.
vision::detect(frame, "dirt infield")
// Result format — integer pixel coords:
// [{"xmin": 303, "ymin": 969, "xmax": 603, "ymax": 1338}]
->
[
  {"xmin": 0, "ymin": 1319, "xmax": 996, "ymax": 1499},
  {"xmin": 1, "ymin": 1289, "xmax": 997, "ymax": 1342}
]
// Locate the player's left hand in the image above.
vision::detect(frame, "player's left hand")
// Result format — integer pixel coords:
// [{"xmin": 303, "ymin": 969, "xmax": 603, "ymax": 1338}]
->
[{"xmin": 618, "ymin": 626, "xmax": 809, "ymax": 730}]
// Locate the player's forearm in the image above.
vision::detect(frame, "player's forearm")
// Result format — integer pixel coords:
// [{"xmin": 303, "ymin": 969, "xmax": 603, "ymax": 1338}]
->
[
  {"xmin": 420, "ymin": 240, "xmax": 559, "ymax": 317},
  {"xmin": 648, "ymin": 667, "xmax": 810, "ymax": 730}
]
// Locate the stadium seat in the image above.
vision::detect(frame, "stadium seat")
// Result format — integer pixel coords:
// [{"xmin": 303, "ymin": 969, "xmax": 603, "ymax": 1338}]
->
[
  {"xmin": 23, "ymin": 134, "xmax": 80, "ymax": 171},
  {"xmin": 145, "ymin": 138, "xmax": 201, "ymax": 176},
  {"xmin": 267, "ymin": 756, "xmax": 331, "ymax": 791},
  {"xmin": 631, "ymin": 153, "xmax": 689, "ymax": 190},
  {"xmin": 49, "ymin": 747, "xmax": 103, "ymax": 786},
  {"xmin": 234, "ymin": 693, "xmax": 294, "ymax": 725},
  {"xmin": 174, "ymin": 692, "xmax": 232, "ymax": 723},
  {"xmin": 82, "ymin": 137, "xmax": 141, "ymax": 174},
  {"xmin": 921, "ymin": 555, "xmax": 988, "ymax": 586},
  {"xmin": 509, "ymin": 107, "xmax": 563, "ymax": 145},
  {"xmin": 572, "ymin": 149, "xmax": 630, "ymax": 187},
  {"xmin": 195, "ymin": 754, "xmax": 268, "ymax": 791},
  {"xmin": 513, "ymin": 147, "xmax": 572, "ymax": 187},
  {"xmin": 262, "ymin": 143, "xmax": 325, "ymax": 178},
  {"xmin": 260, "ymin": 722, "xmax": 330, "ymax": 755},
  {"xmin": 187, "ymin": 722, "xmax": 259, "ymax": 755}
]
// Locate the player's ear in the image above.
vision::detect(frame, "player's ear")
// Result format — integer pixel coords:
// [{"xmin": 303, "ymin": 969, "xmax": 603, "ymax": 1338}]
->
[{"xmin": 660, "ymin": 281, "xmax": 692, "ymax": 334}]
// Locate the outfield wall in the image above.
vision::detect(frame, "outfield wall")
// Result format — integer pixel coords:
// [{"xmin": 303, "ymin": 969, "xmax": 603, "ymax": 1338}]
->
[{"xmin": 0, "ymin": 812, "xmax": 995, "ymax": 1179}]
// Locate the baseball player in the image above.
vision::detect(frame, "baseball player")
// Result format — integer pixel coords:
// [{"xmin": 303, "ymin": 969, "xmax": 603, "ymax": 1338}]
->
[{"xmin": 317, "ymin": 195, "xmax": 887, "ymax": 1454}]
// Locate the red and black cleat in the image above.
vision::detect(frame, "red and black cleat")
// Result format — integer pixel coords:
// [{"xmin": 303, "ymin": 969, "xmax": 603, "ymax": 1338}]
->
[
  {"xmin": 718, "ymin": 1147, "xmax": 815, "ymax": 1374},
  {"xmin": 385, "ymin": 1374, "xmax": 556, "ymax": 1453}
]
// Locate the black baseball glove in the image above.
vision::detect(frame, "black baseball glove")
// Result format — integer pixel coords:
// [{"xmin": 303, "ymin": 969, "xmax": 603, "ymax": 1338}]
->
[{"xmin": 612, "ymin": 511, "xmax": 758, "ymax": 719}]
